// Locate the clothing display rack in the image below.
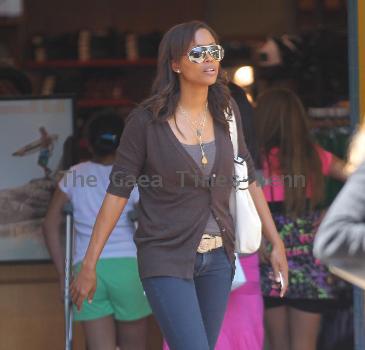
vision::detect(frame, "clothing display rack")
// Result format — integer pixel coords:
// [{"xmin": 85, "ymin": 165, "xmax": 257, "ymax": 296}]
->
[{"xmin": 310, "ymin": 109, "xmax": 351, "ymax": 206}]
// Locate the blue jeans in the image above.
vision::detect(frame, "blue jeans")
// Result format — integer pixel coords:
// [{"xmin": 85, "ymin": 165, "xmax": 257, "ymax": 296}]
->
[{"xmin": 141, "ymin": 247, "xmax": 234, "ymax": 350}]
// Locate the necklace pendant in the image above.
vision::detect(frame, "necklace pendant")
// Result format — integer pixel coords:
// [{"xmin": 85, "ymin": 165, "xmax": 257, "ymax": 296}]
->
[
  {"xmin": 201, "ymin": 155, "xmax": 208, "ymax": 167},
  {"xmin": 196, "ymin": 129, "xmax": 202, "ymax": 137}
]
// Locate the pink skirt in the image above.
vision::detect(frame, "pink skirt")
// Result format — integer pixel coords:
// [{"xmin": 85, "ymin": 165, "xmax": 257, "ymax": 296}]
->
[{"xmin": 163, "ymin": 253, "xmax": 264, "ymax": 350}]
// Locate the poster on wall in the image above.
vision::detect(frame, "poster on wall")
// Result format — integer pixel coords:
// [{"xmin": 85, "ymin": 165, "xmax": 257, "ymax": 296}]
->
[{"xmin": 0, "ymin": 96, "xmax": 74, "ymax": 262}]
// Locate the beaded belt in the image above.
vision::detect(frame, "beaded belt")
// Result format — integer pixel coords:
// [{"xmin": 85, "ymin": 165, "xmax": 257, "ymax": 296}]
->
[{"xmin": 197, "ymin": 234, "xmax": 223, "ymax": 253}]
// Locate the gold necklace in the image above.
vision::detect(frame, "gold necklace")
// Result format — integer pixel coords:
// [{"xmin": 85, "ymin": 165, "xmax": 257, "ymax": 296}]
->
[{"xmin": 179, "ymin": 103, "xmax": 208, "ymax": 167}]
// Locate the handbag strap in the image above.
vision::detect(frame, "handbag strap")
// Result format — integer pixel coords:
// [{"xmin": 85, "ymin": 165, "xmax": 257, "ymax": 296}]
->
[{"xmin": 225, "ymin": 109, "xmax": 238, "ymax": 158}]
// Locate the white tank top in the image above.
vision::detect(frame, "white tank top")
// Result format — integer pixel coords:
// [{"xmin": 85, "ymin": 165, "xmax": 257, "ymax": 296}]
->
[{"xmin": 59, "ymin": 161, "xmax": 138, "ymax": 264}]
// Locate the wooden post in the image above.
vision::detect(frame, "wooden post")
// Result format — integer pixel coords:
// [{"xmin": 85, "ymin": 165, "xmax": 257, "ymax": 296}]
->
[{"xmin": 348, "ymin": 1, "xmax": 365, "ymax": 348}]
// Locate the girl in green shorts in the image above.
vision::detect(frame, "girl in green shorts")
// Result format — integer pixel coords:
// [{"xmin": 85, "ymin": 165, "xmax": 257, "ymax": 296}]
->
[{"xmin": 43, "ymin": 111, "xmax": 151, "ymax": 350}]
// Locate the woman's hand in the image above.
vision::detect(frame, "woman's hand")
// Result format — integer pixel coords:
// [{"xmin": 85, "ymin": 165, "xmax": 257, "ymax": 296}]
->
[
  {"xmin": 70, "ymin": 264, "xmax": 97, "ymax": 311},
  {"xmin": 270, "ymin": 241, "xmax": 288, "ymax": 297}
]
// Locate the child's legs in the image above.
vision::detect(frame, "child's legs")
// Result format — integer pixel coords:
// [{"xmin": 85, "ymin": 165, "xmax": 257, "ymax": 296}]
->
[
  {"xmin": 288, "ymin": 301, "xmax": 322, "ymax": 350},
  {"xmin": 116, "ymin": 317, "xmax": 149, "ymax": 350},
  {"xmin": 104, "ymin": 258, "xmax": 151, "ymax": 350},
  {"xmin": 74, "ymin": 258, "xmax": 151, "ymax": 350},
  {"xmin": 264, "ymin": 297, "xmax": 290, "ymax": 350},
  {"xmin": 82, "ymin": 316, "xmax": 116, "ymax": 350}
]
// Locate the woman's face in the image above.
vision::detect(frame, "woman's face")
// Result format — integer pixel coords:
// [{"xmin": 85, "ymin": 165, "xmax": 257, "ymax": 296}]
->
[{"xmin": 174, "ymin": 28, "xmax": 220, "ymax": 87}]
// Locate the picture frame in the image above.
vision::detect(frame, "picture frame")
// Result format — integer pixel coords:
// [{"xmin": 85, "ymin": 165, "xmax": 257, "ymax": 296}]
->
[{"xmin": 0, "ymin": 95, "xmax": 75, "ymax": 263}]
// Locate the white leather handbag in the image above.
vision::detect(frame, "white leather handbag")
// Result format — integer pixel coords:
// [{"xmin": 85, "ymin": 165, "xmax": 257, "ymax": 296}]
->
[{"xmin": 227, "ymin": 109, "xmax": 262, "ymax": 254}]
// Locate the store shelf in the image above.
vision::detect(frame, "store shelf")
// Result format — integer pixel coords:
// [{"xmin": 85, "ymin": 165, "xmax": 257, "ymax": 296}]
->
[
  {"xmin": 25, "ymin": 58, "xmax": 157, "ymax": 69},
  {"xmin": 310, "ymin": 118, "xmax": 350, "ymax": 129},
  {"xmin": 77, "ymin": 98, "xmax": 134, "ymax": 108},
  {"xmin": 0, "ymin": 17, "xmax": 22, "ymax": 27}
]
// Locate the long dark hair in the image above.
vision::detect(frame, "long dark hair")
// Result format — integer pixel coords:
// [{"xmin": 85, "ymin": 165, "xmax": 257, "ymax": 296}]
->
[
  {"xmin": 254, "ymin": 88, "xmax": 324, "ymax": 216},
  {"xmin": 140, "ymin": 21, "xmax": 231, "ymax": 129}
]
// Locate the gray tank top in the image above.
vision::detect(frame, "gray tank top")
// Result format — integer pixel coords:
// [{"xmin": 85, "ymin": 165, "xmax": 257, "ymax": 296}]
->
[{"xmin": 182, "ymin": 140, "xmax": 221, "ymax": 235}]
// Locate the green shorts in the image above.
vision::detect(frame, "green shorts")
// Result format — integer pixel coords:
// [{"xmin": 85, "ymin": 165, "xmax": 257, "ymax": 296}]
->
[{"xmin": 73, "ymin": 257, "xmax": 151, "ymax": 322}]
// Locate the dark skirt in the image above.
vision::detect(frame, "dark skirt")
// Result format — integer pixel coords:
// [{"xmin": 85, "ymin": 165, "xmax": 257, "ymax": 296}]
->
[{"xmin": 260, "ymin": 205, "xmax": 345, "ymax": 300}]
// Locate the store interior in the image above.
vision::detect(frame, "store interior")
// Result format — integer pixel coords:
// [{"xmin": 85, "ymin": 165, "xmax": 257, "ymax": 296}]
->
[{"xmin": 0, "ymin": 0, "xmax": 362, "ymax": 349}]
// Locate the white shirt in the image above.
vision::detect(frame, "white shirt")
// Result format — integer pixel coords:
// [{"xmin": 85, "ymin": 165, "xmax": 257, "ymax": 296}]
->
[{"xmin": 59, "ymin": 161, "xmax": 138, "ymax": 264}]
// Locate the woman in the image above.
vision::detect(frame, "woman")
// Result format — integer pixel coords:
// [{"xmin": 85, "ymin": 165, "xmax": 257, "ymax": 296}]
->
[
  {"xmin": 43, "ymin": 111, "xmax": 151, "ymax": 350},
  {"xmin": 163, "ymin": 83, "xmax": 264, "ymax": 350},
  {"xmin": 71, "ymin": 21, "xmax": 288, "ymax": 350},
  {"xmin": 256, "ymin": 88, "xmax": 348, "ymax": 350}
]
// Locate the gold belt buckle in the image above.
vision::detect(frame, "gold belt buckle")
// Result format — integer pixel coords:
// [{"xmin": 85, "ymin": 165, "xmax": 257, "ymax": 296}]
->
[{"xmin": 197, "ymin": 234, "xmax": 215, "ymax": 253}]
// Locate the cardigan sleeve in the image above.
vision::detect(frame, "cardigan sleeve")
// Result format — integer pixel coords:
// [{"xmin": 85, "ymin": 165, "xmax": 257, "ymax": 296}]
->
[
  {"xmin": 314, "ymin": 161, "xmax": 365, "ymax": 260},
  {"xmin": 231, "ymin": 98, "xmax": 257, "ymax": 184},
  {"xmin": 107, "ymin": 108, "xmax": 148, "ymax": 198}
]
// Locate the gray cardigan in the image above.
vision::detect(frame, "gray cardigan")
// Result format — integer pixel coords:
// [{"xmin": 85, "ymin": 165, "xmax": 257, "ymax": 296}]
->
[{"xmin": 314, "ymin": 161, "xmax": 365, "ymax": 261}]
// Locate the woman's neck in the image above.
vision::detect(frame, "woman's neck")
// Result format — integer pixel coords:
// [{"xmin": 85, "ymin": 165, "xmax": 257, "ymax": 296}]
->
[
  {"xmin": 178, "ymin": 80, "xmax": 208, "ymax": 115},
  {"xmin": 91, "ymin": 154, "xmax": 115, "ymax": 165}
]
